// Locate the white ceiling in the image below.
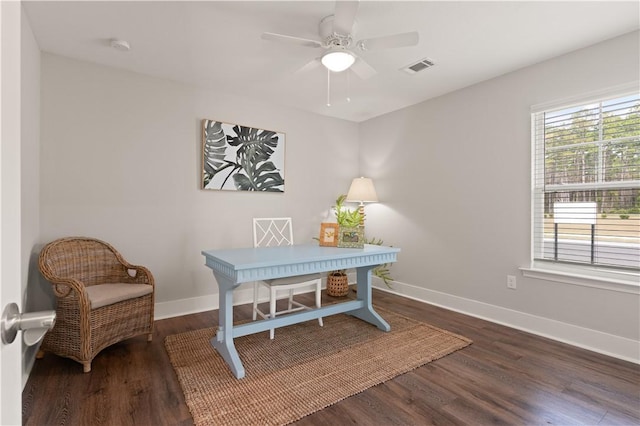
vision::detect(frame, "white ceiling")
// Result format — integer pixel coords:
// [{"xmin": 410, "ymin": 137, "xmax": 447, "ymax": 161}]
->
[{"xmin": 23, "ymin": 1, "xmax": 640, "ymax": 123}]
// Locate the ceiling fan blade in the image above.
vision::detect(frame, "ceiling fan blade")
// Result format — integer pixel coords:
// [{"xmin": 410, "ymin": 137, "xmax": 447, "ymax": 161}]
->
[
  {"xmin": 358, "ymin": 31, "xmax": 419, "ymax": 51},
  {"xmin": 296, "ymin": 58, "xmax": 322, "ymax": 74},
  {"xmin": 261, "ymin": 32, "xmax": 323, "ymax": 48},
  {"xmin": 350, "ymin": 57, "xmax": 377, "ymax": 80},
  {"xmin": 333, "ymin": 1, "xmax": 359, "ymax": 35}
]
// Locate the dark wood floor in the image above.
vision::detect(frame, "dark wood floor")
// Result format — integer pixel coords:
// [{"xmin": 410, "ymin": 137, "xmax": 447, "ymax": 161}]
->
[{"xmin": 23, "ymin": 289, "xmax": 640, "ymax": 425}]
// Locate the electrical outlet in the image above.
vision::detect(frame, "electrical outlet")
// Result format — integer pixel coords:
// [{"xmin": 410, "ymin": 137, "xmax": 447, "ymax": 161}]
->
[{"xmin": 507, "ymin": 275, "xmax": 517, "ymax": 289}]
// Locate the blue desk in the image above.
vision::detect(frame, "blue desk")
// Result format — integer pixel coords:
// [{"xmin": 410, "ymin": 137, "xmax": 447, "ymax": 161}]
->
[{"xmin": 201, "ymin": 244, "xmax": 400, "ymax": 378}]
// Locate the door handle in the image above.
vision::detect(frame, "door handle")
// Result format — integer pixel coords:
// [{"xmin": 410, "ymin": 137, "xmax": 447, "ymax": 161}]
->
[{"xmin": 1, "ymin": 303, "xmax": 56, "ymax": 346}]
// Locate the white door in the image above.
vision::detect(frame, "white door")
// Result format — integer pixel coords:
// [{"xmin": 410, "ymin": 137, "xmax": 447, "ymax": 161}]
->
[{"xmin": 1, "ymin": 1, "xmax": 24, "ymax": 424}]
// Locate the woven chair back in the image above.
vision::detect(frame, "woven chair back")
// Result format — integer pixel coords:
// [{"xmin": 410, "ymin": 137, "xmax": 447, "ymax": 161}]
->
[{"xmin": 40, "ymin": 237, "xmax": 130, "ymax": 286}]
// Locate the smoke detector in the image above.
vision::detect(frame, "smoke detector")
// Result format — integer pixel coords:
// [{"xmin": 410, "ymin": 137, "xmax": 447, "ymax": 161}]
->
[{"xmin": 110, "ymin": 39, "xmax": 131, "ymax": 52}]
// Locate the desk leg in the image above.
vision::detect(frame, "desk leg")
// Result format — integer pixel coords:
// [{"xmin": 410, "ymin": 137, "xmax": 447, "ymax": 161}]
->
[
  {"xmin": 349, "ymin": 266, "xmax": 390, "ymax": 331},
  {"xmin": 209, "ymin": 272, "xmax": 245, "ymax": 379}
]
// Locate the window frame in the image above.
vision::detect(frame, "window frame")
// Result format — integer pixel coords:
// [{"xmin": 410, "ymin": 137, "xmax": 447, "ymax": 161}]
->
[{"xmin": 529, "ymin": 82, "xmax": 640, "ymax": 291}]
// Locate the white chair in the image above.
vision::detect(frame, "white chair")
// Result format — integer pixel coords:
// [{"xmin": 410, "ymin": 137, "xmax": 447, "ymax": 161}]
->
[{"xmin": 252, "ymin": 217, "xmax": 323, "ymax": 339}]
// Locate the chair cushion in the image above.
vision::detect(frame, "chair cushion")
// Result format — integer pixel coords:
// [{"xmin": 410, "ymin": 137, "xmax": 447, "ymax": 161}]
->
[
  {"xmin": 264, "ymin": 273, "xmax": 322, "ymax": 286},
  {"xmin": 85, "ymin": 283, "xmax": 153, "ymax": 309}
]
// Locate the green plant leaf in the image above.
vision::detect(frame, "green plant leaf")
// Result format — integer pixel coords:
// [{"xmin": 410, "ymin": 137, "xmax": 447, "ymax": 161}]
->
[
  {"xmin": 366, "ymin": 237, "xmax": 384, "ymax": 245},
  {"xmin": 334, "ymin": 194, "xmax": 363, "ymax": 226},
  {"xmin": 373, "ymin": 265, "xmax": 393, "ymax": 288}
]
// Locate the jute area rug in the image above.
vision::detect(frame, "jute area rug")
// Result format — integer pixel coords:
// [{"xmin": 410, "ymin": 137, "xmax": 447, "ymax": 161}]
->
[{"xmin": 165, "ymin": 307, "xmax": 472, "ymax": 426}]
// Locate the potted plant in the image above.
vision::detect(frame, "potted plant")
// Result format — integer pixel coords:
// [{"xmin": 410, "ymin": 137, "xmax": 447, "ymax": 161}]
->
[{"xmin": 326, "ymin": 195, "xmax": 395, "ymax": 294}]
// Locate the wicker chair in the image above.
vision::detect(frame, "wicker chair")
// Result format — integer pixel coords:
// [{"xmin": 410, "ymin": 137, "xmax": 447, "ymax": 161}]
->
[{"xmin": 38, "ymin": 237, "xmax": 155, "ymax": 373}]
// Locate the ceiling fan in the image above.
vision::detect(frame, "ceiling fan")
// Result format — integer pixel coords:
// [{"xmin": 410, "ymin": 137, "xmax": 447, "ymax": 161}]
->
[{"xmin": 261, "ymin": 0, "xmax": 419, "ymax": 80}]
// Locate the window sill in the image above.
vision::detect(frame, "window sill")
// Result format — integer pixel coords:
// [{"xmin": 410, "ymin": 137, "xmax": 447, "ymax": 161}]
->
[{"xmin": 520, "ymin": 267, "xmax": 639, "ymax": 295}]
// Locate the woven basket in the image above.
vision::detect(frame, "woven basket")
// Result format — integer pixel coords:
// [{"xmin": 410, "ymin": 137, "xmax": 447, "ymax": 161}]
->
[{"xmin": 327, "ymin": 273, "xmax": 349, "ymax": 297}]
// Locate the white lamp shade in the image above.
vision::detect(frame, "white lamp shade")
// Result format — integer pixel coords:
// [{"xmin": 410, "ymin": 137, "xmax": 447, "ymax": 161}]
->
[
  {"xmin": 321, "ymin": 49, "xmax": 355, "ymax": 72},
  {"xmin": 346, "ymin": 177, "xmax": 378, "ymax": 203}
]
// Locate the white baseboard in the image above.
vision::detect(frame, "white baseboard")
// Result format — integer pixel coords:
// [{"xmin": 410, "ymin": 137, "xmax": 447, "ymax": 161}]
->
[
  {"xmin": 155, "ymin": 288, "xmax": 254, "ymax": 320},
  {"xmin": 373, "ymin": 278, "xmax": 640, "ymax": 364},
  {"xmin": 154, "ymin": 284, "xmax": 325, "ymax": 320},
  {"xmin": 154, "ymin": 277, "xmax": 639, "ymax": 364}
]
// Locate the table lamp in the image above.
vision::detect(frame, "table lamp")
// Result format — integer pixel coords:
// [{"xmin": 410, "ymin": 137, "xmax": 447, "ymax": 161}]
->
[{"xmin": 345, "ymin": 177, "xmax": 378, "ymax": 226}]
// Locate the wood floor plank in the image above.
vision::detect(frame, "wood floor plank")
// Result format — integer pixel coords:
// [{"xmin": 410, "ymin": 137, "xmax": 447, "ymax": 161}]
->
[
  {"xmin": 600, "ymin": 409, "xmax": 640, "ymax": 425},
  {"xmin": 23, "ymin": 288, "xmax": 640, "ymax": 426}
]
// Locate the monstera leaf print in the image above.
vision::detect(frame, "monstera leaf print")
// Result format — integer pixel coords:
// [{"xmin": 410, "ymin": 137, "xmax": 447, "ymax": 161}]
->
[
  {"xmin": 229, "ymin": 125, "xmax": 284, "ymax": 191},
  {"xmin": 226, "ymin": 125, "xmax": 279, "ymax": 162},
  {"xmin": 201, "ymin": 120, "xmax": 285, "ymax": 191},
  {"xmin": 202, "ymin": 120, "xmax": 233, "ymax": 188},
  {"xmin": 233, "ymin": 144, "xmax": 284, "ymax": 192}
]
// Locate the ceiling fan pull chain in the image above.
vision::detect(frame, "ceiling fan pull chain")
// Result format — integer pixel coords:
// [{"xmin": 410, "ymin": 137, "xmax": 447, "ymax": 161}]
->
[
  {"xmin": 327, "ymin": 68, "xmax": 331, "ymax": 107},
  {"xmin": 346, "ymin": 71, "xmax": 351, "ymax": 103}
]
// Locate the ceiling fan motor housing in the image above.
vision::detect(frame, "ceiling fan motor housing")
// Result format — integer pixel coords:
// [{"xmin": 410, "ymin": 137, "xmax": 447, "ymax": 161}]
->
[{"xmin": 320, "ymin": 15, "xmax": 356, "ymax": 48}]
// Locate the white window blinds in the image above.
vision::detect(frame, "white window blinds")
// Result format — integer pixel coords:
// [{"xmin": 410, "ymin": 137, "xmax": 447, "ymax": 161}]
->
[{"xmin": 532, "ymin": 92, "xmax": 640, "ymax": 271}]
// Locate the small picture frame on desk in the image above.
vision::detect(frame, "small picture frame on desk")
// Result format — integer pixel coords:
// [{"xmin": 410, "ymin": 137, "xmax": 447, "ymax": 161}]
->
[
  {"xmin": 319, "ymin": 223, "xmax": 339, "ymax": 247},
  {"xmin": 337, "ymin": 226, "xmax": 364, "ymax": 248}
]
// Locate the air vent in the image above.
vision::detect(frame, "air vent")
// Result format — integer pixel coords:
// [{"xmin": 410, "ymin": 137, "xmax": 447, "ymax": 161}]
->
[{"xmin": 402, "ymin": 58, "xmax": 435, "ymax": 75}]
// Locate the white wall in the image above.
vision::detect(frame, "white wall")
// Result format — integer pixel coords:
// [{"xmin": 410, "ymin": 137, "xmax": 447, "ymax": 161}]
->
[
  {"xmin": 40, "ymin": 54, "xmax": 359, "ymax": 305},
  {"xmin": 361, "ymin": 32, "xmax": 639, "ymax": 356}
]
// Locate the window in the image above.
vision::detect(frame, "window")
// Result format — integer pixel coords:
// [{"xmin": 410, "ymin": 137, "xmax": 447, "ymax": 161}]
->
[{"xmin": 532, "ymin": 90, "xmax": 640, "ymax": 280}]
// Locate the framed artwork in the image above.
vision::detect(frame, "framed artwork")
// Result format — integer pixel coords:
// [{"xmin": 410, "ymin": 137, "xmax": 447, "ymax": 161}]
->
[
  {"xmin": 201, "ymin": 119, "xmax": 285, "ymax": 192},
  {"xmin": 319, "ymin": 223, "xmax": 339, "ymax": 247},
  {"xmin": 337, "ymin": 226, "xmax": 364, "ymax": 248}
]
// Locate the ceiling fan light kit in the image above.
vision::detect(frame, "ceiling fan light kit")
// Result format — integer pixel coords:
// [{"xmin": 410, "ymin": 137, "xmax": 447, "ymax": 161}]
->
[{"xmin": 321, "ymin": 48, "xmax": 355, "ymax": 72}]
